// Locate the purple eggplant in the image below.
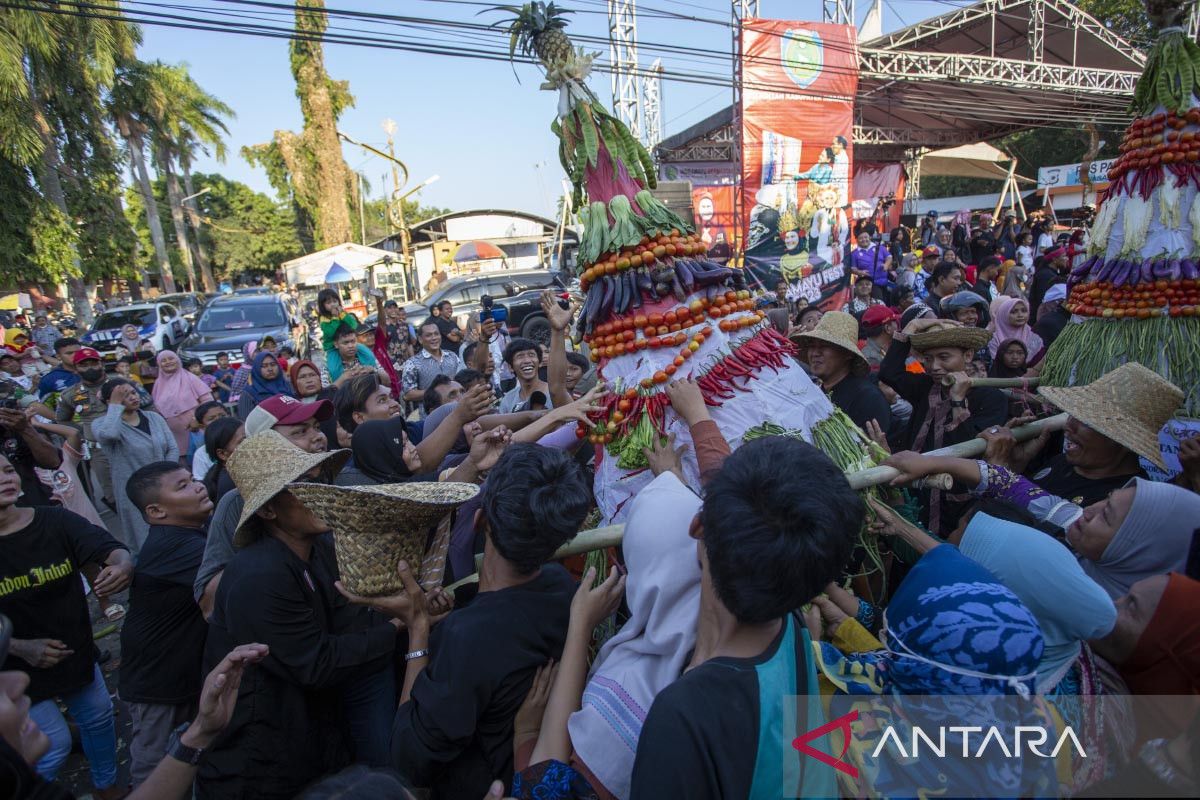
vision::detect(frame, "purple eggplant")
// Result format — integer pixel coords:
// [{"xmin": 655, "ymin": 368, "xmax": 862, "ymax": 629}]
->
[
  {"xmin": 598, "ymin": 276, "xmax": 615, "ymax": 320},
  {"xmin": 1166, "ymin": 258, "xmax": 1182, "ymax": 281},
  {"xmin": 1071, "ymin": 255, "xmax": 1097, "ymax": 280},
  {"xmin": 1096, "ymin": 258, "xmax": 1117, "ymax": 283},
  {"xmin": 1112, "ymin": 259, "xmax": 1134, "ymax": 287},
  {"xmin": 1182, "ymin": 258, "xmax": 1199, "ymax": 280},
  {"xmin": 1138, "ymin": 257, "xmax": 1156, "ymax": 285},
  {"xmin": 675, "ymin": 259, "xmax": 696, "ymax": 293},
  {"xmin": 694, "ymin": 266, "xmax": 734, "ymax": 287},
  {"xmin": 628, "ymin": 270, "xmax": 643, "ymax": 310}
]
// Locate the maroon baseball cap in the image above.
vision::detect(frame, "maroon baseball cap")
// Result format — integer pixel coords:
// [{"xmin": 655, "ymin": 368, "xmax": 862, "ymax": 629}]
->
[
  {"xmin": 72, "ymin": 347, "xmax": 103, "ymax": 365},
  {"xmin": 861, "ymin": 306, "xmax": 899, "ymax": 327},
  {"xmin": 921, "ymin": 245, "xmax": 941, "ymax": 257},
  {"xmin": 244, "ymin": 394, "xmax": 333, "ymax": 436}
]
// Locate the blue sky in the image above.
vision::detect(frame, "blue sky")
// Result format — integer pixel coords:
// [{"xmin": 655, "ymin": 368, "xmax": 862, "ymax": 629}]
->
[{"xmin": 136, "ymin": 0, "xmax": 951, "ymax": 220}]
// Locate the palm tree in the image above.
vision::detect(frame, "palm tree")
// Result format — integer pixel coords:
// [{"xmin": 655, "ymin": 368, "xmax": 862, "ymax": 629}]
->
[
  {"xmin": 153, "ymin": 64, "xmax": 233, "ymax": 293},
  {"xmin": 1, "ymin": 2, "xmax": 140, "ymax": 322},
  {"xmin": 108, "ymin": 59, "xmax": 176, "ymax": 293}
]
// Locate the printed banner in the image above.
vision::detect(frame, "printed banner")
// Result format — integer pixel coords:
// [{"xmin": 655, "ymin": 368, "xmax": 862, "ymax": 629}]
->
[
  {"xmin": 693, "ymin": 186, "xmax": 737, "ymax": 262},
  {"xmin": 740, "ymin": 19, "xmax": 859, "ymax": 310}
]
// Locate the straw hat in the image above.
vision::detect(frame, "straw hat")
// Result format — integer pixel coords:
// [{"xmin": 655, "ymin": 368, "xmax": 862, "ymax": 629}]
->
[
  {"xmin": 288, "ymin": 481, "xmax": 480, "ymax": 596},
  {"xmin": 1038, "ymin": 362, "xmax": 1183, "ymax": 468},
  {"xmin": 227, "ymin": 429, "xmax": 351, "ymax": 548},
  {"xmin": 909, "ymin": 321, "xmax": 991, "ymax": 353},
  {"xmin": 793, "ymin": 311, "xmax": 868, "ymax": 374}
]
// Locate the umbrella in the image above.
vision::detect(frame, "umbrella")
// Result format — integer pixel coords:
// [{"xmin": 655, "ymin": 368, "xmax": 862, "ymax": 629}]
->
[
  {"xmin": 452, "ymin": 241, "xmax": 506, "ymax": 262},
  {"xmin": 324, "ymin": 262, "xmax": 354, "ymax": 283}
]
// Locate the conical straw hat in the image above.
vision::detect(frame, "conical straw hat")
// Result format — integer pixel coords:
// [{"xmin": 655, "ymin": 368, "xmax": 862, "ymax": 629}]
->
[
  {"xmin": 793, "ymin": 311, "xmax": 869, "ymax": 374},
  {"xmin": 289, "ymin": 481, "xmax": 480, "ymax": 596},
  {"xmin": 227, "ymin": 430, "xmax": 351, "ymax": 548},
  {"xmin": 1038, "ymin": 362, "xmax": 1183, "ymax": 469}
]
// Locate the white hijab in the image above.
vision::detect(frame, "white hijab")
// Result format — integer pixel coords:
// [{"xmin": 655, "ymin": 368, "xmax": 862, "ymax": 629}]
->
[{"xmin": 567, "ymin": 471, "xmax": 702, "ymax": 799}]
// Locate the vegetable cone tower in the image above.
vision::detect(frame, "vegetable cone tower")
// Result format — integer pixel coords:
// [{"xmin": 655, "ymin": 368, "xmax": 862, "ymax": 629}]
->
[
  {"xmin": 1047, "ymin": 0, "xmax": 1200, "ymax": 421},
  {"xmin": 498, "ymin": 2, "xmax": 877, "ymax": 523}
]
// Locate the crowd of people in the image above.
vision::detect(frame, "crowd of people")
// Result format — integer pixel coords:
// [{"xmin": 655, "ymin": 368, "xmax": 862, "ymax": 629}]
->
[{"xmin": 0, "ymin": 249, "xmax": 1198, "ymax": 799}]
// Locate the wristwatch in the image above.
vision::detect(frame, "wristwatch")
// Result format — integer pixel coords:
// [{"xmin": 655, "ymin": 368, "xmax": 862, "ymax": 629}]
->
[
  {"xmin": 166, "ymin": 722, "xmax": 206, "ymax": 766},
  {"xmin": 949, "ymin": 399, "xmax": 968, "ymax": 409}
]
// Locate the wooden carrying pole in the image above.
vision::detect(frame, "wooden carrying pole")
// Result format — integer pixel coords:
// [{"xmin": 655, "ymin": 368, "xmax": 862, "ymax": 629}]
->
[
  {"xmin": 939, "ymin": 376, "xmax": 1042, "ymax": 389},
  {"xmin": 549, "ymin": 413, "xmax": 1068, "ymax": 559}
]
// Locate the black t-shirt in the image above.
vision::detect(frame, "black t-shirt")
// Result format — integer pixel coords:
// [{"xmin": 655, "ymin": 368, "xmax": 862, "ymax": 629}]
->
[
  {"xmin": 392, "ymin": 564, "xmax": 576, "ymax": 798},
  {"xmin": 134, "ymin": 412, "xmax": 151, "ymax": 436},
  {"xmin": 970, "ymin": 231, "xmax": 996, "ymax": 266},
  {"xmin": 432, "ymin": 316, "xmax": 463, "ymax": 355},
  {"xmin": 119, "ymin": 524, "xmax": 209, "ymax": 705},
  {"xmin": 630, "ymin": 614, "xmax": 830, "ymax": 800},
  {"xmin": 0, "ymin": 507, "xmax": 124, "ymax": 701},
  {"xmin": 1030, "ymin": 453, "xmax": 1145, "ymax": 509},
  {"xmin": 0, "ymin": 433, "xmax": 56, "ymax": 508},
  {"xmin": 828, "ymin": 374, "xmax": 892, "ymax": 432}
]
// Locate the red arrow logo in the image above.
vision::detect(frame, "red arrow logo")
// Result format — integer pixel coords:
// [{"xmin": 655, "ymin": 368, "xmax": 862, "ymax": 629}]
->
[{"xmin": 792, "ymin": 709, "xmax": 860, "ymax": 778}]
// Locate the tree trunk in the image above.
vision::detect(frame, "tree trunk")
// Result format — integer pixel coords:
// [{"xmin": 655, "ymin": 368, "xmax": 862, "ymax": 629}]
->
[
  {"xmin": 182, "ymin": 167, "xmax": 217, "ymax": 291},
  {"xmin": 292, "ymin": 0, "xmax": 354, "ymax": 248},
  {"xmin": 158, "ymin": 144, "xmax": 197, "ymax": 292},
  {"xmin": 30, "ymin": 87, "xmax": 92, "ymax": 326},
  {"xmin": 126, "ymin": 130, "xmax": 176, "ymax": 293}
]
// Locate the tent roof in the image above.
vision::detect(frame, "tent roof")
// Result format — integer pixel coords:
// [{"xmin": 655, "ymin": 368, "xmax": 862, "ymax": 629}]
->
[
  {"xmin": 919, "ymin": 142, "xmax": 1036, "ymax": 182},
  {"xmin": 281, "ymin": 243, "xmax": 395, "ymax": 287}
]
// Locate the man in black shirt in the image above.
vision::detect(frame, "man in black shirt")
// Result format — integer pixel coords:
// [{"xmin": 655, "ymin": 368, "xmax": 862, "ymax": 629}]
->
[
  {"xmin": 879, "ymin": 318, "xmax": 1008, "ymax": 535},
  {"xmin": 198, "ymin": 431, "xmax": 396, "ymax": 800},
  {"xmin": 629, "ymin": 437, "xmax": 862, "ymax": 799},
  {"xmin": 119, "ymin": 461, "xmax": 214, "ymax": 786},
  {"xmin": 795, "ymin": 311, "xmax": 890, "ymax": 432},
  {"xmin": 343, "ymin": 443, "xmax": 588, "ymax": 799},
  {"xmin": 1028, "ymin": 246, "xmax": 1070, "ymax": 320},
  {"xmin": 432, "ymin": 300, "xmax": 464, "ymax": 355},
  {"xmin": 0, "ymin": 452, "xmax": 132, "ymax": 796},
  {"xmin": 0, "ymin": 406, "xmax": 60, "ymax": 507}
]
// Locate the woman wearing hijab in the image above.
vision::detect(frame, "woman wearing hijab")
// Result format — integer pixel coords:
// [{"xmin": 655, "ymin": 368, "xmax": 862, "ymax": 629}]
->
[
  {"xmin": 1092, "ymin": 572, "xmax": 1200, "ymax": 742},
  {"xmin": 809, "ymin": 545, "xmax": 1055, "ymax": 799},
  {"xmin": 289, "ymin": 359, "xmax": 335, "ymax": 405},
  {"xmin": 988, "ymin": 338, "xmax": 1028, "ymax": 378},
  {"xmin": 885, "ymin": 450, "xmax": 1200, "ymax": 600},
  {"xmin": 235, "ymin": 351, "xmax": 293, "ymax": 419},
  {"xmin": 336, "ymin": 418, "xmax": 423, "ymax": 486},
  {"xmin": 151, "ymin": 350, "xmax": 213, "ymax": 456},
  {"xmin": 987, "ymin": 295, "xmax": 1044, "ymax": 363}
]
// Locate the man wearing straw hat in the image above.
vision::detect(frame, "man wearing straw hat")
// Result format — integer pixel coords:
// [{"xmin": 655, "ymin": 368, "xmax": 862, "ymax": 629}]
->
[
  {"xmin": 980, "ymin": 362, "xmax": 1179, "ymax": 508},
  {"xmin": 197, "ymin": 430, "xmax": 471, "ymax": 798},
  {"xmin": 793, "ymin": 311, "xmax": 890, "ymax": 433},
  {"xmin": 339, "ymin": 443, "xmax": 589, "ymax": 799},
  {"xmin": 879, "ymin": 317, "xmax": 1008, "ymax": 534}
]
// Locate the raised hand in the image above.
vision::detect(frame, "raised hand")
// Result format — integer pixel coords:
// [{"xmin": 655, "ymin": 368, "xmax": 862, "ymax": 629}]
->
[{"xmin": 540, "ymin": 289, "xmax": 576, "ymax": 332}]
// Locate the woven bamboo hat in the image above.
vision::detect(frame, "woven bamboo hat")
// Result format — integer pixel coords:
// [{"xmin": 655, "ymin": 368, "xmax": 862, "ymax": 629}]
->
[
  {"xmin": 793, "ymin": 311, "xmax": 869, "ymax": 374},
  {"xmin": 288, "ymin": 481, "xmax": 479, "ymax": 596},
  {"xmin": 909, "ymin": 321, "xmax": 991, "ymax": 353},
  {"xmin": 227, "ymin": 429, "xmax": 351, "ymax": 548},
  {"xmin": 1038, "ymin": 362, "xmax": 1183, "ymax": 469}
]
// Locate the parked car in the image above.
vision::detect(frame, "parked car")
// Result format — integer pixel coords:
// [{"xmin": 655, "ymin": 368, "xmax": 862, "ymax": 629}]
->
[
  {"xmin": 402, "ymin": 269, "xmax": 567, "ymax": 345},
  {"xmin": 83, "ymin": 303, "xmax": 190, "ymax": 361},
  {"xmin": 157, "ymin": 292, "xmax": 210, "ymax": 325},
  {"xmin": 176, "ymin": 293, "xmax": 308, "ymax": 367}
]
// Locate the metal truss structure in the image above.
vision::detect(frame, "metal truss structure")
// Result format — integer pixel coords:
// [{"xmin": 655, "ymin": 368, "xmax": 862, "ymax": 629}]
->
[
  {"xmin": 822, "ymin": 0, "xmax": 855, "ymax": 26},
  {"xmin": 865, "ymin": 0, "xmax": 1144, "ymax": 67},
  {"xmin": 656, "ymin": 0, "xmax": 1147, "ymax": 217},
  {"xmin": 608, "ymin": 0, "xmax": 642, "ymax": 143},
  {"xmin": 642, "ymin": 59, "xmax": 664, "ymax": 148}
]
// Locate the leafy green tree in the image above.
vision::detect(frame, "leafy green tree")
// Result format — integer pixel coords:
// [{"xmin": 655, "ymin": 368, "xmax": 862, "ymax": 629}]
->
[{"xmin": 125, "ymin": 172, "xmax": 304, "ymax": 283}]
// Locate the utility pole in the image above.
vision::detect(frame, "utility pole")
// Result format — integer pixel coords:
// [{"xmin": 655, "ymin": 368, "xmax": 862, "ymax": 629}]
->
[
  {"xmin": 382, "ymin": 118, "xmax": 412, "ymax": 292},
  {"xmin": 357, "ymin": 173, "xmax": 367, "ymax": 244}
]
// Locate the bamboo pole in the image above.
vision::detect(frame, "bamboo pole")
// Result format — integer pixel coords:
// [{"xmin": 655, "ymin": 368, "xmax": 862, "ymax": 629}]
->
[
  {"xmin": 939, "ymin": 375, "xmax": 1042, "ymax": 389},
  {"xmin": 547, "ymin": 413, "xmax": 1068, "ymax": 559}
]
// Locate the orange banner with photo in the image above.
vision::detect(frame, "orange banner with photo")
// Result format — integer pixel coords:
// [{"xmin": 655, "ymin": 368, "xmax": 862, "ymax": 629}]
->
[{"xmin": 740, "ymin": 19, "xmax": 858, "ymax": 311}]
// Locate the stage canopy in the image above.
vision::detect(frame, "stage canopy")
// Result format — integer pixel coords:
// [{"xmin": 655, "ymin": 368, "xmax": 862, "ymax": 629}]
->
[{"xmin": 918, "ymin": 143, "xmax": 1035, "ymax": 183}]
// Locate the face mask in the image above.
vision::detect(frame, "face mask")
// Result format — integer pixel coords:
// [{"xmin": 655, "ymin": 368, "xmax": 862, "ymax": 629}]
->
[{"xmin": 80, "ymin": 367, "xmax": 104, "ymax": 383}]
